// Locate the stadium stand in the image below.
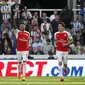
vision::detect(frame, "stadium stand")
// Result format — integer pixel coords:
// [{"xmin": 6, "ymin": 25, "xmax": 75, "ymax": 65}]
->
[{"xmin": 0, "ymin": 0, "xmax": 85, "ymax": 57}]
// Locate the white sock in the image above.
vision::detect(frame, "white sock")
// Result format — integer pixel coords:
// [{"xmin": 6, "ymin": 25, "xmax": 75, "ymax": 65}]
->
[
  {"xmin": 23, "ymin": 63, "xmax": 26, "ymax": 76},
  {"xmin": 59, "ymin": 66, "xmax": 63, "ymax": 77},
  {"xmin": 18, "ymin": 64, "xmax": 21, "ymax": 73}
]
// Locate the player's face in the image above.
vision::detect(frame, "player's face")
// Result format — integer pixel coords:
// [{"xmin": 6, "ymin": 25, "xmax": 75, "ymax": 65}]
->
[
  {"xmin": 58, "ymin": 24, "xmax": 64, "ymax": 32},
  {"xmin": 19, "ymin": 24, "xmax": 25, "ymax": 31}
]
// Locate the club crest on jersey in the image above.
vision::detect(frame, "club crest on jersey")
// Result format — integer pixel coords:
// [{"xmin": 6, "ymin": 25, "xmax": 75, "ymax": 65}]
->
[{"xmin": 25, "ymin": 33, "xmax": 28, "ymax": 36}]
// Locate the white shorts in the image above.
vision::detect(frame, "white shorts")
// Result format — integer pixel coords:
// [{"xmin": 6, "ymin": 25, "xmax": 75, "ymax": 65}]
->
[
  {"xmin": 56, "ymin": 51, "xmax": 68, "ymax": 64},
  {"xmin": 17, "ymin": 51, "xmax": 29, "ymax": 62}
]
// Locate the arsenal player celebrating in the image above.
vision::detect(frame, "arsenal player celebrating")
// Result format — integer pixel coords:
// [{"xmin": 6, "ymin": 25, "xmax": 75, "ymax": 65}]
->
[
  {"xmin": 54, "ymin": 22, "xmax": 73, "ymax": 81},
  {"xmin": 16, "ymin": 23, "xmax": 30, "ymax": 81}
]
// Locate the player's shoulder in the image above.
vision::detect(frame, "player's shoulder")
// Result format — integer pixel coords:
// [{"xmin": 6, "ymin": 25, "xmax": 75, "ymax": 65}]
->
[
  {"xmin": 24, "ymin": 31, "xmax": 30, "ymax": 35},
  {"xmin": 63, "ymin": 31, "xmax": 70, "ymax": 34},
  {"xmin": 24, "ymin": 31, "xmax": 30, "ymax": 33}
]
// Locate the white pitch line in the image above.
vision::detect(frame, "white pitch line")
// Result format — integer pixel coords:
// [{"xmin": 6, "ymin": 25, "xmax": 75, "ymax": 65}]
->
[{"xmin": 0, "ymin": 82, "xmax": 85, "ymax": 85}]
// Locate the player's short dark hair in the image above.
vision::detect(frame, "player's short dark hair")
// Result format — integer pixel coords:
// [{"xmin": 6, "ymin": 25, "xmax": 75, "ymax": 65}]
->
[{"xmin": 58, "ymin": 22, "xmax": 65, "ymax": 27}]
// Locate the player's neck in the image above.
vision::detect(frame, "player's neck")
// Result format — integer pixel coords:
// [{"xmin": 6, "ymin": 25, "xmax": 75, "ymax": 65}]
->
[{"xmin": 59, "ymin": 30, "xmax": 64, "ymax": 33}]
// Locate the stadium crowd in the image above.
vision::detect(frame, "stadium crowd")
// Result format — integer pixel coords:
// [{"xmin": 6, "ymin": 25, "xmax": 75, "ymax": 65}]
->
[{"xmin": 0, "ymin": 0, "xmax": 85, "ymax": 56}]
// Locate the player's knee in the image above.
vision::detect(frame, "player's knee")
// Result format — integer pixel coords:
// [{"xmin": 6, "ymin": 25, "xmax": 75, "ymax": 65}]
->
[{"xmin": 59, "ymin": 62, "xmax": 62, "ymax": 66}]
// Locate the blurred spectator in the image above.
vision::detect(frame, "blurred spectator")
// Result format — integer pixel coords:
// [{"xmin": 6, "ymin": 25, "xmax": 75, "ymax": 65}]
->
[
  {"xmin": 31, "ymin": 19, "xmax": 39, "ymax": 27},
  {"xmin": 41, "ymin": 12, "xmax": 50, "ymax": 23},
  {"xmin": 2, "ymin": 27, "xmax": 12, "ymax": 38},
  {"xmin": 76, "ymin": 31, "xmax": 83, "ymax": 45},
  {"xmin": 0, "ymin": 5, "xmax": 2, "ymax": 30},
  {"xmin": 82, "ymin": 29, "xmax": 85, "ymax": 45},
  {"xmin": 29, "ymin": 46, "xmax": 33, "ymax": 54},
  {"xmin": 11, "ymin": 30, "xmax": 17, "ymax": 55},
  {"xmin": 48, "ymin": 50, "xmax": 55, "ymax": 59},
  {"xmin": 1, "ymin": 0, "xmax": 11, "ymax": 22},
  {"xmin": 76, "ymin": 40, "xmax": 82, "ymax": 49},
  {"xmin": 60, "ymin": 6, "xmax": 74, "ymax": 29},
  {"xmin": 41, "ymin": 31, "xmax": 52, "ymax": 45},
  {"xmin": 1, "ymin": 19, "xmax": 11, "ymax": 32},
  {"xmin": 36, "ymin": 33, "xmax": 44, "ymax": 51},
  {"xmin": 50, "ymin": 9, "xmax": 58, "ymax": 22},
  {"xmin": 32, "ymin": 36, "xmax": 44, "ymax": 54},
  {"xmin": 31, "ymin": 25, "xmax": 40, "ymax": 42},
  {"xmin": 51, "ymin": 15, "xmax": 60, "ymax": 33},
  {"xmin": 12, "ymin": 27, "xmax": 20, "ymax": 38},
  {"xmin": 82, "ymin": 17, "xmax": 85, "ymax": 29},
  {"xmin": 31, "ymin": 40, "xmax": 38, "ymax": 54},
  {"xmin": 78, "ymin": 47, "xmax": 85, "ymax": 55},
  {"xmin": 6, "ymin": 47, "xmax": 12, "ymax": 55},
  {"xmin": 68, "ymin": 47, "xmax": 76, "ymax": 54},
  {"xmin": 43, "ymin": 39, "xmax": 54, "ymax": 54},
  {"xmin": 3, "ymin": 33, "xmax": 12, "ymax": 54},
  {"xmin": 11, "ymin": 0, "xmax": 22, "ymax": 28},
  {"xmin": 0, "ymin": 32, "xmax": 4, "ymax": 54},
  {"xmin": 22, "ymin": 6, "xmax": 32, "ymax": 20},
  {"xmin": 81, "ymin": 17, "xmax": 85, "ymax": 45},
  {"xmin": 36, "ymin": 46, "xmax": 44, "ymax": 55},
  {"xmin": 73, "ymin": 46, "xmax": 78, "ymax": 54},
  {"xmin": 80, "ymin": 2, "xmax": 85, "ymax": 23},
  {"xmin": 71, "ymin": 16, "xmax": 82, "ymax": 35},
  {"xmin": 41, "ymin": 24, "xmax": 52, "ymax": 44},
  {"xmin": 73, "ymin": 40, "xmax": 82, "ymax": 54},
  {"xmin": 22, "ymin": 6, "xmax": 32, "ymax": 32},
  {"xmin": 51, "ymin": 15, "xmax": 60, "ymax": 44},
  {"xmin": 41, "ymin": 19, "xmax": 52, "ymax": 33},
  {"xmin": 32, "ymin": 12, "xmax": 42, "ymax": 26}
]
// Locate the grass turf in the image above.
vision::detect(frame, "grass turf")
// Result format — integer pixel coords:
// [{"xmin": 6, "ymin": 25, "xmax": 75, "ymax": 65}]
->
[{"xmin": 0, "ymin": 77, "xmax": 85, "ymax": 85}]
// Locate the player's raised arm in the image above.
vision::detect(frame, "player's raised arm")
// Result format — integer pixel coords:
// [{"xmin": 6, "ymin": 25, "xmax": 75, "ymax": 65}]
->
[{"xmin": 54, "ymin": 32, "xmax": 57, "ymax": 47}]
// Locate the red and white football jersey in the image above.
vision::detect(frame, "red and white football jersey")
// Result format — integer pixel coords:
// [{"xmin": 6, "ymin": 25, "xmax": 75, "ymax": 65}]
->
[
  {"xmin": 17, "ymin": 31, "xmax": 30, "ymax": 51},
  {"xmin": 55, "ymin": 31, "xmax": 73, "ymax": 52}
]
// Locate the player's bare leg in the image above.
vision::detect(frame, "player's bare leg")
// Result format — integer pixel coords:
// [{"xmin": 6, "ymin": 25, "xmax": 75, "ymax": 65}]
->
[
  {"xmin": 22, "ymin": 61, "xmax": 26, "ymax": 81},
  {"xmin": 58, "ymin": 62, "xmax": 64, "ymax": 81},
  {"xmin": 18, "ymin": 62, "xmax": 21, "ymax": 79}
]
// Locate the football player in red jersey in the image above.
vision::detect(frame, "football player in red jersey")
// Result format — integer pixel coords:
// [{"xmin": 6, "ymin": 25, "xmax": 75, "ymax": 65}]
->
[
  {"xmin": 54, "ymin": 22, "xmax": 73, "ymax": 81},
  {"xmin": 16, "ymin": 23, "xmax": 30, "ymax": 81}
]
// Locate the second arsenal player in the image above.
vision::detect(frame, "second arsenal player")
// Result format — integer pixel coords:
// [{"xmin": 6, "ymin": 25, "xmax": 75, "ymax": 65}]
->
[{"xmin": 54, "ymin": 22, "xmax": 73, "ymax": 81}]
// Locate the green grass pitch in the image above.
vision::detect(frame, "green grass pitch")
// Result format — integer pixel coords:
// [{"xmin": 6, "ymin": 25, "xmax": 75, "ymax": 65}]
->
[{"xmin": 0, "ymin": 77, "xmax": 85, "ymax": 85}]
